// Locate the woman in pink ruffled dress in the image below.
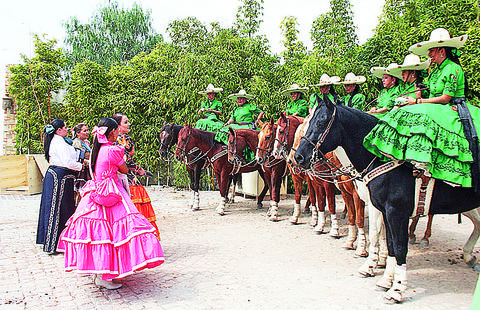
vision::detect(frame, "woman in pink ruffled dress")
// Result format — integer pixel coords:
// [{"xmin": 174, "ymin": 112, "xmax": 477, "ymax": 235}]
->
[{"xmin": 58, "ymin": 117, "xmax": 164, "ymax": 289}]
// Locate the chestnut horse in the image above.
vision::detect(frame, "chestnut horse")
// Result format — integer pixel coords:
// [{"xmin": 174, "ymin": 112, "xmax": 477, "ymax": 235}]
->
[
  {"xmin": 253, "ymin": 119, "xmax": 288, "ymax": 221},
  {"xmin": 294, "ymin": 98, "xmax": 480, "ymax": 302},
  {"xmin": 287, "ymin": 120, "xmax": 339, "ymax": 237},
  {"xmin": 175, "ymin": 125, "xmax": 268, "ymax": 215}
]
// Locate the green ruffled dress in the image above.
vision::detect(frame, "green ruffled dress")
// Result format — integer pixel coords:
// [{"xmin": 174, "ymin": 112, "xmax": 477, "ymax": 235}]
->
[
  {"xmin": 363, "ymin": 58, "xmax": 480, "ymax": 187},
  {"xmin": 286, "ymin": 98, "xmax": 309, "ymax": 117},
  {"xmin": 371, "ymin": 85, "xmax": 402, "ymax": 118},
  {"xmin": 215, "ymin": 103, "xmax": 262, "ymax": 162},
  {"xmin": 342, "ymin": 93, "xmax": 366, "ymax": 110},
  {"xmin": 195, "ymin": 99, "xmax": 224, "ymax": 133}
]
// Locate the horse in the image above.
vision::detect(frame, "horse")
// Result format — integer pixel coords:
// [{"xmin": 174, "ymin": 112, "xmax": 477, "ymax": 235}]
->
[
  {"xmin": 254, "ymin": 119, "xmax": 288, "ymax": 221},
  {"xmin": 293, "ymin": 97, "xmax": 480, "ymax": 302},
  {"xmin": 175, "ymin": 124, "xmax": 268, "ymax": 215},
  {"xmin": 286, "ymin": 120, "xmax": 339, "ymax": 237},
  {"xmin": 159, "ymin": 123, "xmax": 206, "ymax": 210},
  {"xmin": 272, "ymin": 113, "xmax": 317, "ymax": 225}
]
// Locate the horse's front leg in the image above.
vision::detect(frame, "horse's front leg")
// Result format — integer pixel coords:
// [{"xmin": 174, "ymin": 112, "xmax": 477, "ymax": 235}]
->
[
  {"xmin": 353, "ymin": 190, "xmax": 367, "ymax": 257},
  {"xmin": 419, "ymin": 214, "xmax": 434, "ymax": 247},
  {"xmin": 358, "ymin": 203, "xmax": 386, "ymax": 277},
  {"xmin": 214, "ymin": 167, "xmax": 229, "ymax": 216},
  {"xmin": 325, "ymin": 182, "xmax": 339, "ymax": 238},
  {"xmin": 340, "ymin": 189, "xmax": 356, "ymax": 249},
  {"xmin": 462, "ymin": 208, "xmax": 480, "ymax": 271},
  {"xmin": 187, "ymin": 167, "xmax": 197, "ymax": 210},
  {"xmin": 191, "ymin": 162, "xmax": 203, "ymax": 211},
  {"xmin": 383, "ymin": 207, "xmax": 410, "ymax": 303},
  {"xmin": 289, "ymin": 173, "xmax": 304, "ymax": 224}
]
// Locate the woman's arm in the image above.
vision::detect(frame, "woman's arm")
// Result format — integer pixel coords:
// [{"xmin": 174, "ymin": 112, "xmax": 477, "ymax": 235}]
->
[
  {"xmin": 406, "ymin": 94, "xmax": 452, "ymax": 105},
  {"xmin": 118, "ymin": 162, "xmax": 128, "ymax": 174}
]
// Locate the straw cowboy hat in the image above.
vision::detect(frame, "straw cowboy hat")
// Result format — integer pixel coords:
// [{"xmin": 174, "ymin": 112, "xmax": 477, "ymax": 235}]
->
[
  {"xmin": 198, "ymin": 84, "xmax": 223, "ymax": 95},
  {"xmin": 310, "ymin": 74, "xmax": 341, "ymax": 87},
  {"xmin": 281, "ymin": 84, "xmax": 309, "ymax": 96},
  {"xmin": 227, "ymin": 89, "xmax": 255, "ymax": 100},
  {"xmin": 371, "ymin": 63, "xmax": 403, "ymax": 79},
  {"xmin": 339, "ymin": 72, "xmax": 366, "ymax": 85},
  {"xmin": 387, "ymin": 54, "xmax": 432, "ymax": 77},
  {"xmin": 408, "ymin": 28, "xmax": 468, "ymax": 56}
]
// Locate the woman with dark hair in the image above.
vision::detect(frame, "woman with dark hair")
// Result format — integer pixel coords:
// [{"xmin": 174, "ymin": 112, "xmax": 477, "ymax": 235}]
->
[
  {"xmin": 111, "ymin": 113, "xmax": 160, "ymax": 240},
  {"xmin": 281, "ymin": 84, "xmax": 309, "ymax": 117},
  {"xmin": 72, "ymin": 123, "xmax": 92, "ymax": 204},
  {"xmin": 195, "ymin": 84, "xmax": 224, "ymax": 133},
  {"xmin": 36, "ymin": 119, "xmax": 83, "ymax": 254},
  {"xmin": 339, "ymin": 73, "xmax": 367, "ymax": 110},
  {"xmin": 309, "ymin": 74, "xmax": 341, "ymax": 110},
  {"xmin": 58, "ymin": 117, "xmax": 164, "ymax": 290},
  {"xmin": 368, "ymin": 63, "xmax": 403, "ymax": 117},
  {"xmin": 364, "ymin": 28, "xmax": 480, "ymax": 188}
]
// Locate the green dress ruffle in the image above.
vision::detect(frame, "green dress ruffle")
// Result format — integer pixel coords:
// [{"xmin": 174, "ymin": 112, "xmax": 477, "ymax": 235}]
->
[
  {"xmin": 363, "ymin": 59, "xmax": 479, "ymax": 187},
  {"xmin": 195, "ymin": 99, "xmax": 224, "ymax": 133}
]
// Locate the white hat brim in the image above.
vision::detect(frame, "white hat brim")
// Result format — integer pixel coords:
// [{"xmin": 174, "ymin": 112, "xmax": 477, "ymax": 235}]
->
[
  {"xmin": 228, "ymin": 93, "xmax": 254, "ymax": 100},
  {"xmin": 371, "ymin": 67, "xmax": 402, "ymax": 80},
  {"xmin": 339, "ymin": 76, "xmax": 366, "ymax": 85},
  {"xmin": 281, "ymin": 87, "xmax": 309, "ymax": 96},
  {"xmin": 408, "ymin": 34, "xmax": 468, "ymax": 56},
  {"xmin": 198, "ymin": 88, "xmax": 223, "ymax": 95},
  {"xmin": 387, "ymin": 59, "xmax": 431, "ymax": 77}
]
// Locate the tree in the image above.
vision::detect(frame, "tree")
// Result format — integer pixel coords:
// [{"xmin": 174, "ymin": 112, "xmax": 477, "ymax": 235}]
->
[
  {"xmin": 63, "ymin": 1, "xmax": 162, "ymax": 70},
  {"xmin": 8, "ymin": 34, "xmax": 66, "ymax": 153},
  {"xmin": 167, "ymin": 17, "xmax": 209, "ymax": 52},
  {"xmin": 311, "ymin": 0, "xmax": 358, "ymax": 60},
  {"xmin": 280, "ymin": 16, "xmax": 306, "ymax": 64},
  {"xmin": 235, "ymin": 0, "xmax": 264, "ymax": 38}
]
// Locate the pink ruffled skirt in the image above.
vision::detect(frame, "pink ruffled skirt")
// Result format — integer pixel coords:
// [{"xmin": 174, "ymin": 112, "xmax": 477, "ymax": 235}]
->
[{"xmin": 57, "ymin": 179, "xmax": 164, "ymax": 280}]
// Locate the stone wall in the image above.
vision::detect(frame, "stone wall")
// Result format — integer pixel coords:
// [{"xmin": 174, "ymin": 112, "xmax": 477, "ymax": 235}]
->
[{"xmin": 2, "ymin": 64, "xmax": 17, "ymax": 155}]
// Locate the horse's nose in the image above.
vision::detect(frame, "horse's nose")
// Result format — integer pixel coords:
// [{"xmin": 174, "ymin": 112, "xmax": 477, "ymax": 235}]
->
[{"xmin": 295, "ymin": 153, "xmax": 304, "ymax": 165}]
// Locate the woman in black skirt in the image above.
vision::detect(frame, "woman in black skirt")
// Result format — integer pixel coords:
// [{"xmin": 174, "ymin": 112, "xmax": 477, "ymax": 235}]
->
[{"xmin": 36, "ymin": 119, "xmax": 83, "ymax": 254}]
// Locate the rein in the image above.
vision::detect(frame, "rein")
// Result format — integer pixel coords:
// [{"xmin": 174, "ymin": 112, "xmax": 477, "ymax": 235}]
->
[
  {"xmin": 178, "ymin": 127, "xmax": 226, "ymax": 167},
  {"xmin": 228, "ymin": 129, "xmax": 258, "ymax": 174}
]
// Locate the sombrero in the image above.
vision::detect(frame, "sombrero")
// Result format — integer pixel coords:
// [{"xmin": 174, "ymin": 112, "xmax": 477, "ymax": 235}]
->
[
  {"xmin": 310, "ymin": 74, "xmax": 341, "ymax": 87},
  {"xmin": 198, "ymin": 84, "xmax": 223, "ymax": 95},
  {"xmin": 339, "ymin": 72, "xmax": 366, "ymax": 85},
  {"xmin": 281, "ymin": 84, "xmax": 309, "ymax": 96},
  {"xmin": 371, "ymin": 63, "xmax": 402, "ymax": 79},
  {"xmin": 227, "ymin": 89, "xmax": 255, "ymax": 100},
  {"xmin": 387, "ymin": 54, "xmax": 431, "ymax": 77},
  {"xmin": 408, "ymin": 28, "xmax": 468, "ymax": 56}
]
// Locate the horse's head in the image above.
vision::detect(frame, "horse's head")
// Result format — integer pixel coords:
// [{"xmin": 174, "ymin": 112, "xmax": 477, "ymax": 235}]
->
[
  {"xmin": 256, "ymin": 117, "xmax": 276, "ymax": 164},
  {"xmin": 175, "ymin": 124, "xmax": 193, "ymax": 162},
  {"xmin": 158, "ymin": 122, "xmax": 176, "ymax": 160},
  {"xmin": 273, "ymin": 112, "xmax": 303, "ymax": 160},
  {"xmin": 294, "ymin": 96, "xmax": 341, "ymax": 169},
  {"xmin": 287, "ymin": 121, "xmax": 307, "ymax": 167}
]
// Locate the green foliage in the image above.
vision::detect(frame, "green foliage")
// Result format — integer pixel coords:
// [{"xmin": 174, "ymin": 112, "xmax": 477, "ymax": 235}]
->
[
  {"xmin": 8, "ymin": 34, "xmax": 66, "ymax": 154},
  {"xmin": 280, "ymin": 16, "xmax": 306, "ymax": 64},
  {"xmin": 235, "ymin": 0, "xmax": 264, "ymax": 38},
  {"xmin": 167, "ymin": 17, "xmax": 208, "ymax": 52},
  {"xmin": 63, "ymin": 1, "xmax": 162, "ymax": 70}
]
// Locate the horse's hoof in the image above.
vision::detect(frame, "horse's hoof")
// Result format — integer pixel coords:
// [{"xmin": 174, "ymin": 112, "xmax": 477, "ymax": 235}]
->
[
  {"xmin": 383, "ymin": 285, "xmax": 405, "ymax": 303},
  {"xmin": 216, "ymin": 207, "xmax": 225, "ymax": 216},
  {"xmin": 343, "ymin": 241, "xmax": 355, "ymax": 250},
  {"xmin": 419, "ymin": 239, "xmax": 429, "ymax": 248},
  {"xmin": 409, "ymin": 236, "xmax": 416, "ymax": 245},
  {"xmin": 354, "ymin": 249, "xmax": 368, "ymax": 258},
  {"xmin": 303, "ymin": 206, "xmax": 311, "ymax": 214},
  {"xmin": 376, "ymin": 277, "xmax": 393, "ymax": 291},
  {"xmin": 289, "ymin": 216, "xmax": 299, "ymax": 224},
  {"xmin": 313, "ymin": 225, "xmax": 325, "ymax": 234},
  {"xmin": 377, "ymin": 257, "xmax": 387, "ymax": 269},
  {"xmin": 191, "ymin": 205, "xmax": 200, "ymax": 211},
  {"xmin": 329, "ymin": 229, "xmax": 340, "ymax": 238},
  {"xmin": 357, "ymin": 260, "xmax": 376, "ymax": 277},
  {"xmin": 257, "ymin": 203, "xmax": 263, "ymax": 209},
  {"xmin": 269, "ymin": 215, "xmax": 280, "ymax": 222}
]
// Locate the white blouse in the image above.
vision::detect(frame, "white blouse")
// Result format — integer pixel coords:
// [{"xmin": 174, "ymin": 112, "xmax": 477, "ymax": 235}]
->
[{"xmin": 49, "ymin": 134, "xmax": 83, "ymax": 171}]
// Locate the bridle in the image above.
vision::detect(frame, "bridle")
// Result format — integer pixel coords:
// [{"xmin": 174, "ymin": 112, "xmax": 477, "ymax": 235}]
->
[
  {"xmin": 256, "ymin": 124, "xmax": 284, "ymax": 168},
  {"xmin": 176, "ymin": 126, "xmax": 213, "ymax": 167},
  {"xmin": 159, "ymin": 129, "xmax": 175, "ymax": 160},
  {"xmin": 274, "ymin": 116, "xmax": 291, "ymax": 160},
  {"xmin": 228, "ymin": 129, "xmax": 258, "ymax": 174}
]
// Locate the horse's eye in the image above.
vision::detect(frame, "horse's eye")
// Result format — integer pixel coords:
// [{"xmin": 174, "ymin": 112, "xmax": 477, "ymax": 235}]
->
[
  {"xmin": 265, "ymin": 136, "xmax": 270, "ymax": 140},
  {"xmin": 279, "ymin": 130, "xmax": 284, "ymax": 135}
]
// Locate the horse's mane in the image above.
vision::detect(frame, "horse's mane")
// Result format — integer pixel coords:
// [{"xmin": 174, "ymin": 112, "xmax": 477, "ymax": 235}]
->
[
  {"xmin": 193, "ymin": 128, "xmax": 217, "ymax": 146},
  {"xmin": 335, "ymin": 104, "xmax": 379, "ymax": 134}
]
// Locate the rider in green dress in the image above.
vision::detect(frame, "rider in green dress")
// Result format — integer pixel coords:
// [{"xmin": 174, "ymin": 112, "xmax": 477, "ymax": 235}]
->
[
  {"xmin": 281, "ymin": 84, "xmax": 309, "ymax": 117},
  {"xmin": 368, "ymin": 63, "xmax": 403, "ymax": 118},
  {"xmin": 338, "ymin": 72, "xmax": 367, "ymax": 110},
  {"xmin": 195, "ymin": 84, "xmax": 224, "ymax": 133},
  {"xmin": 364, "ymin": 28, "xmax": 480, "ymax": 187},
  {"xmin": 214, "ymin": 89, "xmax": 264, "ymax": 145},
  {"xmin": 309, "ymin": 74, "xmax": 341, "ymax": 110}
]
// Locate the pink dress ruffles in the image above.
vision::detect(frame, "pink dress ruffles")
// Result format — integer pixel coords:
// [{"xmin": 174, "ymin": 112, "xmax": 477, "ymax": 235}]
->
[{"xmin": 57, "ymin": 142, "xmax": 164, "ymax": 280}]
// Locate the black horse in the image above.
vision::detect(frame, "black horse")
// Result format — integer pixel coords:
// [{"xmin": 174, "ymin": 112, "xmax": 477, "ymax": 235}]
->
[{"xmin": 294, "ymin": 98, "xmax": 480, "ymax": 302}]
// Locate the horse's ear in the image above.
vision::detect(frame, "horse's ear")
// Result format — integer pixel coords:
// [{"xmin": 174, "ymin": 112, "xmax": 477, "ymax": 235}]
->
[
  {"xmin": 270, "ymin": 117, "xmax": 274, "ymax": 125},
  {"xmin": 280, "ymin": 112, "xmax": 286, "ymax": 120},
  {"xmin": 169, "ymin": 123, "xmax": 174, "ymax": 130},
  {"xmin": 163, "ymin": 120, "xmax": 166, "ymax": 127},
  {"xmin": 258, "ymin": 119, "xmax": 264, "ymax": 127},
  {"xmin": 229, "ymin": 127, "xmax": 235, "ymax": 135}
]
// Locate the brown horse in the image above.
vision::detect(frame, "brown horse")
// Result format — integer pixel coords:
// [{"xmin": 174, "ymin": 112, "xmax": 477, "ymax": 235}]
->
[
  {"xmin": 254, "ymin": 119, "xmax": 288, "ymax": 221},
  {"xmin": 175, "ymin": 125, "xmax": 268, "ymax": 215},
  {"xmin": 271, "ymin": 113, "xmax": 317, "ymax": 225},
  {"xmin": 287, "ymin": 120, "xmax": 339, "ymax": 237}
]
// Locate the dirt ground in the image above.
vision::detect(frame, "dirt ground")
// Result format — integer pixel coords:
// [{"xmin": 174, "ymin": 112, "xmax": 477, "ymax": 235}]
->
[{"xmin": 0, "ymin": 186, "xmax": 479, "ymax": 309}]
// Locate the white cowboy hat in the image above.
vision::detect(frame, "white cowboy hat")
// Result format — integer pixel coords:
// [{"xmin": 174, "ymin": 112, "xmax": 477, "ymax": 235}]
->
[
  {"xmin": 198, "ymin": 84, "xmax": 223, "ymax": 95},
  {"xmin": 339, "ymin": 72, "xmax": 367, "ymax": 85},
  {"xmin": 228, "ymin": 89, "xmax": 255, "ymax": 100},
  {"xmin": 387, "ymin": 54, "xmax": 432, "ymax": 77},
  {"xmin": 371, "ymin": 63, "xmax": 403, "ymax": 79},
  {"xmin": 310, "ymin": 74, "xmax": 341, "ymax": 87},
  {"xmin": 408, "ymin": 28, "xmax": 468, "ymax": 56},
  {"xmin": 281, "ymin": 84, "xmax": 309, "ymax": 96}
]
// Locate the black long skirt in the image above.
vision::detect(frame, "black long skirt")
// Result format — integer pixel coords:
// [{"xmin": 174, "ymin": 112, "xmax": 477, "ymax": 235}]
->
[{"xmin": 36, "ymin": 165, "xmax": 77, "ymax": 253}]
